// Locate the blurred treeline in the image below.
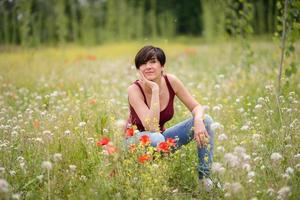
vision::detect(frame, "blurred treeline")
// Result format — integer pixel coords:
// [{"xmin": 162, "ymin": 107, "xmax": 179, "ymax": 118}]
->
[{"xmin": 0, "ymin": 0, "xmax": 279, "ymax": 46}]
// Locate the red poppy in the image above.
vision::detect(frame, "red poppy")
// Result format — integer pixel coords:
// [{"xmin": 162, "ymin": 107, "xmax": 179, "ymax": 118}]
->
[
  {"xmin": 166, "ymin": 138, "xmax": 176, "ymax": 147},
  {"xmin": 126, "ymin": 127, "xmax": 135, "ymax": 137},
  {"xmin": 96, "ymin": 137, "xmax": 110, "ymax": 146},
  {"xmin": 138, "ymin": 154, "xmax": 151, "ymax": 163},
  {"xmin": 139, "ymin": 135, "xmax": 150, "ymax": 146},
  {"xmin": 89, "ymin": 98, "xmax": 97, "ymax": 105},
  {"xmin": 87, "ymin": 55, "xmax": 97, "ymax": 61},
  {"xmin": 157, "ymin": 141, "xmax": 169, "ymax": 152}
]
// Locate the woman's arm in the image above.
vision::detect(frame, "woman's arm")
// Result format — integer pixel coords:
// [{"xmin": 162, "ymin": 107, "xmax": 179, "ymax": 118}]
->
[
  {"xmin": 127, "ymin": 74, "xmax": 160, "ymax": 132},
  {"xmin": 167, "ymin": 74, "xmax": 208, "ymax": 146}
]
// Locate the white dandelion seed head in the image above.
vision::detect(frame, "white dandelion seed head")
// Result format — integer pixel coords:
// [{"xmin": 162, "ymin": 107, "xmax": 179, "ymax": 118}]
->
[
  {"xmin": 241, "ymin": 125, "xmax": 250, "ymax": 131},
  {"xmin": 231, "ymin": 182, "xmax": 243, "ymax": 194},
  {"xmin": 234, "ymin": 146, "xmax": 246, "ymax": 155},
  {"xmin": 78, "ymin": 122, "xmax": 86, "ymax": 128},
  {"xmin": 212, "ymin": 105, "xmax": 222, "ymax": 112},
  {"xmin": 242, "ymin": 163, "xmax": 251, "ymax": 172},
  {"xmin": 212, "ymin": 162, "xmax": 225, "ymax": 175},
  {"xmin": 277, "ymin": 186, "xmax": 291, "ymax": 200},
  {"xmin": 41, "ymin": 161, "xmax": 52, "ymax": 170},
  {"xmin": 0, "ymin": 179, "xmax": 9, "ymax": 193},
  {"xmin": 217, "ymin": 146, "xmax": 225, "ymax": 153},
  {"xmin": 115, "ymin": 119, "xmax": 126, "ymax": 128},
  {"xmin": 210, "ymin": 122, "xmax": 223, "ymax": 131},
  {"xmin": 69, "ymin": 165, "xmax": 77, "ymax": 172},
  {"xmin": 281, "ymin": 173, "xmax": 290, "ymax": 180},
  {"xmin": 12, "ymin": 193, "xmax": 21, "ymax": 200},
  {"xmin": 53, "ymin": 153, "xmax": 62, "ymax": 162},
  {"xmin": 254, "ymin": 104, "xmax": 262, "ymax": 110},
  {"xmin": 271, "ymin": 153, "xmax": 283, "ymax": 162},
  {"xmin": 285, "ymin": 167, "xmax": 294, "ymax": 175},
  {"xmin": 224, "ymin": 153, "xmax": 239, "ymax": 168},
  {"xmin": 218, "ymin": 133, "xmax": 228, "ymax": 141},
  {"xmin": 64, "ymin": 130, "xmax": 71, "ymax": 136},
  {"xmin": 248, "ymin": 171, "xmax": 255, "ymax": 179},
  {"xmin": 294, "ymin": 153, "xmax": 300, "ymax": 160},
  {"xmin": 267, "ymin": 188, "xmax": 275, "ymax": 196}
]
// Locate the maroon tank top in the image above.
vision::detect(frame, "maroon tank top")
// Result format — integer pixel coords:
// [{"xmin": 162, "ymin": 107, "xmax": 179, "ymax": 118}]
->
[{"xmin": 127, "ymin": 75, "xmax": 175, "ymax": 133}]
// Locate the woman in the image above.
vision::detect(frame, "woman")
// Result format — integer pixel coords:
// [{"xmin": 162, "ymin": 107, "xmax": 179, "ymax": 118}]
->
[{"xmin": 126, "ymin": 45, "xmax": 215, "ymax": 182}]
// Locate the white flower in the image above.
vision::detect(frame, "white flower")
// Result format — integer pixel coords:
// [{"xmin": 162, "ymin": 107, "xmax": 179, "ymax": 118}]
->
[
  {"xmin": 36, "ymin": 175, "xmax": 44, "ymax": 181},
  {"xmin": 9, "ymin": 170, "xmax": 16, "ymax": 176},
  {"xmin": 294, "ymin": 153, "xmax": 300, "ymax": 160},
  {"xmin": 12, "ymin": 193, "xmax": 21, "ymax": 200},
  {"xmin": 53, "ymin": 153, "xmax": 62, "ymax": 162},
  {"xmin": 213, "ymin": 105, "xmax": 222, "ymax": 112},
  {"xmin": 285, "ymin": 167, "xmax": 294, "ymax": 175},
  {"xmin": 281, "ymin": 173, "xmax": 290, "ymax": 180},
  {"xmin": 257, "ymin": 97, "xmax": 264, "ymax": 104},
  {"xmin": 217, "ymin": 146, "xmax": 225, "ymax": 153},
  {"xmin": 241, "ymin": 125, "xmax": 249, "ymax": 131},
  {"xmin": 267, "ymin": 188, "xmax": 275, "ymax": 196},
  {"xmin": 212, "ymin": 162, "xmax": 225, "ymax": 175},
  {"xmin": 277, "ymin": 186, "xmax": 291, "ymax": 200},
  {"xmin": 234, "ymin": 146, "xmax": 246, "ymax": 155},
  {"xmin": 270, "ymin": 153, "xmax": 283, "ymax": 162},
  {"xmin": 254, "ymin": 104, "xmax": 262, "ymax": 110},
  {"xmin": 64, "ymin": 130, "xmax": 71, "ymax": 136},
  {"xmin": 218, "ymin": 133, "xmax": 228, "ymax": 141},
  {"xmin": 231, "ymin": 182, "xmax": 243, "ymax": 194},
  {"xmin": 0, "ymin": 179, "xmax": 9, "ymax": 193},
  {"xmin": 78, "ymin": 122, "xmax": 86, "ymax": 128},
  {"xmin": 248, "ymin": 171, "xmax": 255, "ymax": 179},
  {"xmin": 69, "ymin": 165, "xmax": 77, "ymax": 172},
  {"xmin": 210, "ymin": 122, "xmax": 223, "ymax": 131},
  {"xmin": 115, "ymin": 119, "xmax": 126, "ymax": 128},
  {"xmin": 242, "ymin": 163, "xmax": 251, "ymax": 171},
  {"xmin": 41, "ymin": 161, "xmax": 52, "ymax": 170},
  {"xmin": 224, "ymin": 153, "xmax": 239, "ymax": 168}
]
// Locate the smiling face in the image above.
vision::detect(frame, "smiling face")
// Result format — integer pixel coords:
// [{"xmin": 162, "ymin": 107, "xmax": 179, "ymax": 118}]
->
[{"xmin": 139, "ymin": 57, "xmax": 163, "ymax": 80}]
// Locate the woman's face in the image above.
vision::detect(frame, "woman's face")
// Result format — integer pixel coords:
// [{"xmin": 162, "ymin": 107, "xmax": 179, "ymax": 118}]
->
[{"xmin": 139, "ymin": 57, "xmax": 163, "ymax": 80}]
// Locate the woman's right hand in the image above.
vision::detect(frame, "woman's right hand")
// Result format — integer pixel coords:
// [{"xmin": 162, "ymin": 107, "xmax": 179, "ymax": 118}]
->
[{"xmin": 139, "ymin": 71, "xmax": 159, "ymax": 90}]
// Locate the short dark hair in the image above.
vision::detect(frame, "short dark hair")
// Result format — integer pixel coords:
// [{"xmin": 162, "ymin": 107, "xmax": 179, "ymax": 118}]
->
[{"xmin": 135, "ymin": 45, "xmax": 166, "ymax": 69}]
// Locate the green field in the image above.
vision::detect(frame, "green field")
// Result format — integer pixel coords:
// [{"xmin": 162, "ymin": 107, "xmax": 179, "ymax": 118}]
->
[{"xmin": 0, "ymin": 41, "xmax": 299, "ymax": 199}]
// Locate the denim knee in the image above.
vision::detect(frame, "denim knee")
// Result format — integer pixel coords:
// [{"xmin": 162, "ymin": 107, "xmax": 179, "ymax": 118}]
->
[
  {"xmin": 150, "ymin": 132, "xmax": 165, "ymax": 147},
  {"xmin": 204, "ymin": 114, "xmax": 214, "ymax": 128}
]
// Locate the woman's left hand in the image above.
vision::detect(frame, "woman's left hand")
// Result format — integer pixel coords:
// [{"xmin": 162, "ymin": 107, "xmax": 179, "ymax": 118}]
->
[{"xmin": 194, "ymin": 120, "xmax": 209, "ymax": 147}]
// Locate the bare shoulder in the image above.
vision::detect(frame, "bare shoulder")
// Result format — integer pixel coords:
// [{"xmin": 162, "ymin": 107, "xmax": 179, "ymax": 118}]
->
[
  {"xmin": 127, "ymin": 83, "xmax": 143, "ymax": 99},
  {"xmin": 165, "ymin": 73, "xmax": 182, "ymax": 93}
]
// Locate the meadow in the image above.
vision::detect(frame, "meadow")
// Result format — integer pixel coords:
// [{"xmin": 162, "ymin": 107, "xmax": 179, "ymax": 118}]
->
[{"xmin": 0, "ymin": 40, "xmax": 299, "ymax": 199}]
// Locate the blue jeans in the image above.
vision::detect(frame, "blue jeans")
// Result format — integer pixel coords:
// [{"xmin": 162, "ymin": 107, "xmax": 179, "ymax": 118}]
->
[{"xmin": 126, "ymin": 114, "xmax": 214, "ymax": 179}]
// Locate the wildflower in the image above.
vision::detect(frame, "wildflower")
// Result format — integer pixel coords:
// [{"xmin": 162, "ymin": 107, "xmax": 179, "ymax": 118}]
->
[
  {"xmin": 212, "ymin": 162, "xmax": 225, "ymax": 175},
  {"xmin": 96, "ymin": 137, "xmax": 110, "ymax": 146},
  {"xmin": 36, "ymin": 175, "xmax": 44, "ymax": 182},
  {"xmin": 41, "ymin": 161, "xmax": 52, "ymax": 170},
  {"xmin": 270, "ymin": 152, "xmax": 283, "ymax": 162},
  {"xmin": 157, "ymin": 141, "xmax": 170, "ymax": 152},
  {"xmin": 126, "ymin": 127, "xmax": 135, "ymax": 137},
  {"xmin": 87, "ymin": 55, "xmax": 96, "ymax": 61},
  {"xmin": 277, "ymin": 186, "xmax": 291, "ymax": 200},
  {"xmin": 231, "ymin": 182, "xmax": 243, "ymax": 194},
  {"xmin": 139, "ymin": 135, "xmax": 150, "ymax": 146},
  {"xmin": 33, "ymin": 119, "xmax": 40, "ymax": 129},
  {"xmin": 138, "ymin": 154, "xmax": 151, "ymax": 164},
  {"xmin": 267, "ymin": 188, "xmax": 275, "ymax": 196},
  {"xmin": 248, "ymin": 171, "xmax": 255, "ymax": 179},
  {"xmin": 224, "ymin": 153, "xmax": 239, "ymax": 168},
  {"xmin": 241, "ymin": 125, "xmax": 249, "ymax": 131},
  {"xmin": 9, "ymin": 170, "xmax": 16, "ymax": 176},
  {"xmin": 166, "ymin": 138, "xmax": 176, "ymax": 147},
  {"xmin": 69, "ymin": 165, "xmax": 77, "ymax": 172},
  {"xmin": 210, "ymin": 122, "xmax": 223, "ymax": 131},
  {"xmin": 0, "ymin": 179, "xmax": 9, "ymax": 193},
  {"xmin": 217, "ymin": 146, "xmax": 225, "ymax": 153},
  {"xmin": 53, "ymin": 153, "xmax": 62, "ymax": 162},
  {"xmin": 89, "ymin": 98, "xmax": 97, "ymax": 105},
  {"xmin": 78, "ymin": 121, "xmax": 86, "ymax": 128},
  {"xmin": 129, "ymin": 144, "xmax": 137, "ymax": 153},
  {"xmin": 64, "ymin": 130, "xmax": 71, "ymax": 136},
  {"xmin": 218, "ymin": 133, "xmax": 228, "ymax": 141},
  {"xmin": 285, "ymin": 167, "xmax": 294, "ymax": 175}
]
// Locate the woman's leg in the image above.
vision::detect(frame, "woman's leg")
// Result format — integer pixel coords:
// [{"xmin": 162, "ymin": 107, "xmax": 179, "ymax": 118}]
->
[
  {"xmin": 126, "ymin": 131, "xmax": 165, "ymax": 147},
  {"xmin": 162, "ymin": 114, "xmax": 215, "ymax": 179}
]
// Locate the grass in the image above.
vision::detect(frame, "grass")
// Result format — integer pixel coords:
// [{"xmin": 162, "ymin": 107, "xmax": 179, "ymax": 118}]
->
[{"xmin": 0, "ymin": 40, "xmax": 299, "ymax": 199}]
